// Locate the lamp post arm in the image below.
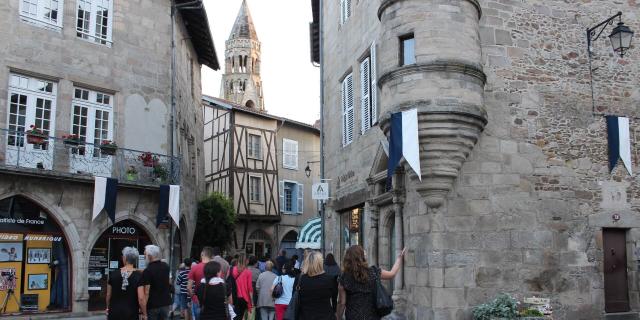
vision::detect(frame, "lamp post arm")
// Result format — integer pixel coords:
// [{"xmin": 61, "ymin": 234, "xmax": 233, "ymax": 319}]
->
[{"xmin": 587, "ymin": 11, "xmax": 622, "ymax": 55}]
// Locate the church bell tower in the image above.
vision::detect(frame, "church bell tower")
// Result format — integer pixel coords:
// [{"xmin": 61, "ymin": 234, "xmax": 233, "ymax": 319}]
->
[{"xmin": 220, "ymin": 0, "xmax": 264, "ymax": 111}]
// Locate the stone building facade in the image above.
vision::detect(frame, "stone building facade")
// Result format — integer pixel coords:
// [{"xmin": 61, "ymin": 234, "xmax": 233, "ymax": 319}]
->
[
  {"xmin": 0, "ymin": 0, "xmax": 218, "ymax": 316},
  {"xmin": 220, "ymin": 0, "xmax": 265, "ymax": 111},
  {"xmin": 203, "ymin": 96, "xmax": 320, "ymax": 259},
  {"xmin": 313, "ymin": 0, "xmax": 640, "ymax": 319}
]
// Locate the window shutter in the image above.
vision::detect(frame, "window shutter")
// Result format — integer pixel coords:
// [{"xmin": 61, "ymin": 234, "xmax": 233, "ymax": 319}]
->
[
  {"xmin": 297, "ymin": 183, "xmax": 304, "ymax": 214},
  {"xmin": 345, "ymin": 0, "xmax": 351, "ymax": 20},
  {"xmin": 292, "ymin": 141, "xmax": 298, "ymax": 168},
  {"xmin": 283, "ymin": 139, "xmax": 289, "ymax": 167},
  {"xmin": 341, "ymin": 79, "xmax": 347, "ymax": 147},
  {"xmin": 360, "ymin": 57, "xmax": 371, "ymax": 134},
  {"xmin": 346, "ymin": 74, "xmax": 354, "ymax": 145},
  {"xmin": 340, "ymin": 0, "xmax": 345, "ymax": 24},
  {"xmin": 370, "ymin": 42, "xmax": 378, "ymax": 125},
  {"xmin": 279, "ymin": 181, "xmax": 284, "ymax": 212}
]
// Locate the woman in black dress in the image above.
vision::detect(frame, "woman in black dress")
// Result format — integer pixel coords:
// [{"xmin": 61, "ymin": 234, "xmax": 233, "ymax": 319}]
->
[
  {"xmin": 106, "ymin": 247, "xmax": 142, "ymax": 320},
  {"xmin": 295, "ymin": 251, "xmax": 337, "ymax": 320},
  {"xmin": 336, "ymin": 245, "xmax": 405, "ymax": 320},
  {"xmin": 197, "ymin": 261, "xmax": 230, "ymax": 320}
]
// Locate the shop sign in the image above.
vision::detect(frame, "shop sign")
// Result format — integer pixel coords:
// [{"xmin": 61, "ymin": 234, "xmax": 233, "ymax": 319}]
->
[
  {"xmin": 110, "ymin": 226, "xmax": 137, "ymax": 236},
  {"xmin": 312, "ymin": 183, "xmax": 329, "ymax": 200},
  {"xmin": 0, "ymin": 218, "xmax": 45, "ymax": 226},
  {"xmin": 20, "ymin": 294, "xmax": 38, "ymax": 312}
]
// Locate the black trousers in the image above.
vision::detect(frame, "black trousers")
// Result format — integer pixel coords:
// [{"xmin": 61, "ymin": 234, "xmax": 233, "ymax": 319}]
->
[{"xmin": 234, "ymin": 298, "xmax": 248, "ymax": 320}]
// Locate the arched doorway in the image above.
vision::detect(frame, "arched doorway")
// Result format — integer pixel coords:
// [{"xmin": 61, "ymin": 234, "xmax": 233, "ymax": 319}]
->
[
  {"xmin": 280, "ymin": 230, "xmax": 298, "ymax": 258},
  {"xmin": 88, "ymin": 220, "xmax": 152, "ymax": 311},
  {"xmin": 246, "ymin": 229, "xmax": 272, "ymax": 259},
  {"xmin": 0, "ymin": 196, "xmax": 71, "ymax": 314}
]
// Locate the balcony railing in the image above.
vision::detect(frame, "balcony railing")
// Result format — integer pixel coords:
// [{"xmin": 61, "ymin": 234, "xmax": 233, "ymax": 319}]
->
[{"xmin": 0, "ymin": 128, "xmax": 180, "ymax": 186}]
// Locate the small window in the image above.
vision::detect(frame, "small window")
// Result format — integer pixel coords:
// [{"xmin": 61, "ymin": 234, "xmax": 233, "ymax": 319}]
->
[
  {"xmin": 250, "ymin": 176, "xmax": 262, "ymax": 203},
  {"xmin": 19, "ymin": 0, "xmax": 64, "ymax": 30},
  {"xmin": 76, "ymin": 0, "xmax": 113, "ymax": 46},
  {"xmin": 282, "ymin": 139, "xmax": 298, "ymax": 169},
  {"xmin": 400, "ymin": 34, "xmax": 416, "ymax": 66},
  {"xmin": 279, "ymin": 181, "xmax": 304, "ymax": 214},
  {"xmin": 248, "ymin": 134, "xmax": 261, "ymax": 159}
]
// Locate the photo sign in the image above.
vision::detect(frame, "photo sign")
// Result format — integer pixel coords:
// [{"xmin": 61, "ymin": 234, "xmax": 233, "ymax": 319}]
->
[{"xmin": 312, "ymin": 183, "xmax": 329, "ymax": 200}]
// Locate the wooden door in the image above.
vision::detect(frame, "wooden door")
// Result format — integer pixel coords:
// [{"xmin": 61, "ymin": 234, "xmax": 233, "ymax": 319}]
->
[{"xmin": 603, "ymin": 228, "xmax": 629, "ymax": 313}]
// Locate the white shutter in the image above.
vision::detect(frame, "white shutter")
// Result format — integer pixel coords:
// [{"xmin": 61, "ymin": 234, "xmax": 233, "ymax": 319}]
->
[
  {"xmin": 279, "ymin": 181, "xmax": 284, "ymax": 212},
  {"xmin": 292, "ymin": 140, "xmax": 298, "ymax": 168},
  {"xmin": 340, "ymin": 0, "xmax": 345, "ymax": 24},
  {"xmin": 370, "ymin": 42, "xmax": 378, "ymax": 125},
  {"xmin": 297, "ymin": 183, "xmax": 304, "ymax": 214},
  {"xmin": 346, "ymin": 74, "xmax": 354, "ymax": 145},
  {"xmin": 341, "ymin": 79, "xmax": 347, "ymax": 146},
  {"xmin": 360, "ymin": 57, "xmax": 371, "ymax": 134},
  {"xmin": 345, "ymin": 0, "xmax": 351, "ymax": 20}
]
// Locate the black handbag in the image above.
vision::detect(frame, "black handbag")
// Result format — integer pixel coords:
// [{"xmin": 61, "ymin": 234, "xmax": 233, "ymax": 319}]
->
[
  {"xmin": 272, "ymin": 276, "xmax": 284, "ymax": 298},
  {"xmin": 373, "ymin": 267, "xmax": 394, "ymax": 316},
  {"xmin": 283, "ymin": 275, "xmax": 302, "ymax": 320}
]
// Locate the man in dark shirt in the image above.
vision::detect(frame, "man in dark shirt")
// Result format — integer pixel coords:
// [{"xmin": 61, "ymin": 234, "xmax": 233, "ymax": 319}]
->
[
  {"xmin": 275, "ymin": 250, "xmax": 287, "ymax": 275},
  {"xmin": 138, "ymin": 244, "xmax": 171, "ymax": 320}
]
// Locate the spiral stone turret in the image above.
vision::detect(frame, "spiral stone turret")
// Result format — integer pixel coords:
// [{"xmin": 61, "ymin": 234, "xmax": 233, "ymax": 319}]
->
[{"xmin": 377, "ymin": 0, "xmax": 487, "ymax": 208}]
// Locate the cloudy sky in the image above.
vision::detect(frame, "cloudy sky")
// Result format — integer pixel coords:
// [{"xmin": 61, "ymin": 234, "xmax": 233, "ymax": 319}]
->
[{"xmin": 201, "ymin": 0, "xmax": 320, "ymax": 125}]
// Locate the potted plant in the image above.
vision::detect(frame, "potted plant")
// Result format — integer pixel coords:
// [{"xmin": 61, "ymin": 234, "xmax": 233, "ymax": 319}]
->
[
  {"xmin": 152, "ymin": 164, "xmax": 168, "ymax": 182},
  {"xmin": 125, "ymin": 166, "xmax": 138, "ymax": 181},
  {"xmin": 100, "ymin": 140, "xmax": 118, "ymax": 156},
  {"xmin": 473, "ymin": 293, "xmax": 519, "ymax": 320},
  {"xmin": 62, "ymin": 134, "xmax": 84, "ymax": 148},
  {"xmin": 25, "ymin": 125, "xmax": 46, "ymax": 145},
  {"xmin": 138, "ymin": 152, "xmax": 159, "ymax": 167}
]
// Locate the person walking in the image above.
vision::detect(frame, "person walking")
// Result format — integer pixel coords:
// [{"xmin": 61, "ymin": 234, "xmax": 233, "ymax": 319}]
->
[
  {"xmin": 248, "ymin": 256, "xmax": 261, "ymax": 320},
  {"xmin": 275, "ymin": 251, "xmax": 287, "ymax": 276},
  {"xmin": 323, "ymin": 253, "xmax": 340, "ymax": 311},
  {"xmin": 271, "ymin": 261, "xmax": 296, "ymax": 320},
  {"xmin": 189, "ymin": 247, "xmax": 215, "ymax": 320},
  {"xmin": 176, "ymin": 258, "xmax": 192, "ymax": 320},
  {"xmin": 138, "ymin": 245, "xmax": 172, "ymax": 320},
  {"xmin": 196, "ymin": 261, "xmax": 232, "ymax": 320},
  {"xmin": 336, "ymin": 245, "xmax": 405, "ymax": 320},
  {"xmin": 255, "ymin": 261, "xmax": 277, "ymax": 320},
  {"xmin": 106, "ymin": 247, "xmax": 143, "ymax": 320},
  {"xmin": 295, "ymin": 251, "xmax": 337, "ymax": 320},
  {"xmin": 230, "ymin": 255, "xmax": 253, "ymax": 320}
]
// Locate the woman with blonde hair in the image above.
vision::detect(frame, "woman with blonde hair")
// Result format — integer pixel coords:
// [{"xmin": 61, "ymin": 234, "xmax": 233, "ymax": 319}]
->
[
  {"xmin": 336, "ymin": 245, "xmax": 405, "ymax": 320},
  {"xmin": 292, "ymin": 251, "xmax": 337, "ymax": 320}
]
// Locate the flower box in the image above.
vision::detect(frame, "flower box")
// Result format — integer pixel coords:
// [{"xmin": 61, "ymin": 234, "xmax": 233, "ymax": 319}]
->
[
  {"xmin": 126, "ymin": 172, "xmax": 137, "ymax": 181},
  {"xmin": 100, "ymin": 145, "xmax": 117, "ymax": 156},
  {"xmin": 138, "ymin": 152, "xmax": 159, "ymax": 168},
  {"xmin": 26, "ymin": 134, "xmax": 46, "ymax": 145},
  {"xmin": 62, "ymin": 134, "xmax": 84, "ymax": 148}
]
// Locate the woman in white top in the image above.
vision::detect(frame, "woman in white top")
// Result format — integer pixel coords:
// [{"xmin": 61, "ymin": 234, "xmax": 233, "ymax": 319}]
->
[{"xmin": 271, "ymin": 261, "xmax": 296, "ymax": 320}]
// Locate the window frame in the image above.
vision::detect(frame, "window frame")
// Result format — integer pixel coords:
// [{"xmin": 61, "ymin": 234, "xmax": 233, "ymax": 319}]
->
[
  {"xmin": 279, "ymin": 180, "xmax": 303, "ymax": 215},
  {"xmin": 282, "ymin": 138, "xmax": 299, "ymax": 170},
  {"xmin": 75, "ymin": 0, "xmax": 114, "ymax": 47},
  {"xmin": 70, "ymin": 86, "xmax": 114, "ymax": 157},
  {"xmin": 247, "ymin": 133, "xmax": 262, "ymax": 160},
  {"xmin": 249, "ymin": 175, "xmax": 263, "ymax": 203},
  {"xmin": 19, "ymin": 0, "xmax": 65, "ymax": 31},
  {"xmin": 341, "ymin": 73, "xmax": 354, "ymax": 147},
  {"xmin": 400, "ymin": 33, "xmax": 416, "ymax": 66}
]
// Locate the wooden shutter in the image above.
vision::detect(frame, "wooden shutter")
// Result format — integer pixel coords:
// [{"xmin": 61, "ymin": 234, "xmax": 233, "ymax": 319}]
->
[
  {"xmin": 370, "ymin": 42, "xmax": 378, "ymax": 125},
  {"xmin": 279, "ymin": 181, "xmax": 284, "ymax": 212},
  {"xmin": 341, "ymin": 79, "xmax": 348, "ymax": 146},
  {"xmin": 291, "ymin": 140, "xmax": 298, "ymax": 169},
  {"xmin": 345, "ymin": 74, "xmax": 354, "ymax": 145},
  {"xmin": 360, "ymin": 57, "xmax": 371, "ymax": 134},
  {"xmin": 297, "ymin": 183, "xmax": 304, "ymax": 214}
]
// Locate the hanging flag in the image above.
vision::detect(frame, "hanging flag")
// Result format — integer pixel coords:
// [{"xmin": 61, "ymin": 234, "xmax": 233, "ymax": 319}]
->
[
  {"xmin": 387, "ymin": 108, "xmax": 421, "ymax": 180},
  {"xmin": 92, "ymin": 177, "xmax": 118, "ymax": 223},
  {"xmin": 157, "ymin": 185, "xmax": 180, "ymax": 227},
  {"xmin": 606, "ymin": 115, "xmax": 632, "ymax": 175}
]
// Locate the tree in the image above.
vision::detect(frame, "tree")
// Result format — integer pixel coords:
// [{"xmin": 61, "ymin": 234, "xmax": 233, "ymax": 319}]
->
[{"xmin": 191, "ymin": 192, "xmax": 235, "ymax": 257}]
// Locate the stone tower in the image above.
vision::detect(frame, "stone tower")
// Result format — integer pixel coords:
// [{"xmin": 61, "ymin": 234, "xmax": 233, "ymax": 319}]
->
[{"xmin": 221, "ymin": 0, "xmax": 264, "ymax": 110}]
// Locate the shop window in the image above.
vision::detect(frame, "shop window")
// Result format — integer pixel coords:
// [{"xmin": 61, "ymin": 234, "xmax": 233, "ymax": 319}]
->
[
  {"xmin": 88, "ymin": 220, "xmax": 152, "ymax": 311},
  {"xmin": 0, "ymin": 196, "xmax": 71, "ymax": 314},
  {"xmin": 340, "ymin": 206, "xmax": 363, "ymax": 258}
]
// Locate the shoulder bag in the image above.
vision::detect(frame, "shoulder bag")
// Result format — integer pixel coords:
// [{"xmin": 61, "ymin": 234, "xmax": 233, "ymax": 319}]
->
[
  {"xmin": 283, "ymin": 275, "xmax": 302, "ymax": 320},
  {"xmin": 373, "ymin": 266, "xmax": 394, "ymax": 316},
  {"xmin": 272, "ymin": 276, "xmax": 284, "ymax": 298}
]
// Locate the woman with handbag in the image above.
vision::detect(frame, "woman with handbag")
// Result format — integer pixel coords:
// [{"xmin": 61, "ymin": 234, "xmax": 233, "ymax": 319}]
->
[
  {"xmin": 336, "ymin": 245, "xmax": 405, "ymax": 320},
  {"xmin": 196, "ymin": 261, "xmax": 233, "ymax": 320},
  {"xmin": 293, "ymin": 251, "xmax": 337, "ymax": 320},
  {"xmin": 271, "ymin": 261, "xmax": 296, "ymax": 320}
]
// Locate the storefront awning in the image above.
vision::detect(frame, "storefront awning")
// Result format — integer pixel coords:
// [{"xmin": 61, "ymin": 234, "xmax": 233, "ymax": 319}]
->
[{"xmin": 296, "ymin": 217, "xmax": 321, "ymax": 249}]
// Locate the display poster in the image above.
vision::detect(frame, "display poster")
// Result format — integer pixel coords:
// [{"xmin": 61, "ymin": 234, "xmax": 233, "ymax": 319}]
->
[
  {"xmin": 138, "ymin": 255, "xmax": 146, "ymax": 269},
  {"xmin": 20, "ymin": 294, "xmax": 38, "ymax": 312},
  {"xmin": 88, "ymin": 248, "xmax": 108, "ymax": 291},
  {"xmin": 0, "ymin": 233, "xmax": 23, "ymax": 313}
]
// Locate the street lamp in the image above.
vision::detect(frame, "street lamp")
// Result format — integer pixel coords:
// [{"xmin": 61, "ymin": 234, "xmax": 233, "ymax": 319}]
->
[
  {"xmin": 305, "ymin": 160, "xmax": 320, "ymax": 178},
  {"xmin": 586, "ymin": 11, "xmax": 634, "ymax": 114}
]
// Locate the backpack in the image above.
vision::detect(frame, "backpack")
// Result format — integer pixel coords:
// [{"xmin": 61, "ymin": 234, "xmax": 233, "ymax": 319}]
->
[{"xmin": 226, "ymin": 267, "xmax": 239, "ymax": 304}]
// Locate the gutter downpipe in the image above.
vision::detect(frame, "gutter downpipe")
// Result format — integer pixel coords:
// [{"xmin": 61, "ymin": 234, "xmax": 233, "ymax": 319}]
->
[
  {"xmin": 319, "ymin": 0, "xmax": 326, "ymax": 256},
  {"xmin": 169, "ymin": 0, "xmax": 177, "ymax": 279}
]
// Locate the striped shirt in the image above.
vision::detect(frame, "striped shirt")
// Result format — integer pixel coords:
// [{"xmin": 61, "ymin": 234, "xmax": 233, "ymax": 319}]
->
[{"xmin": 176, "ymin": 268, "xmax": 190, "ymax": 294}]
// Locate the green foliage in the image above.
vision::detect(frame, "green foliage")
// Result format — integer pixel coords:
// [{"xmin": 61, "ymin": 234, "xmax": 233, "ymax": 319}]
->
[
  {"xmin": 473, "ymin": 293, "xmax": 519, "ymax": 320},
  {"xmin": 192, "ymin": 192, "xmax": 236, "ymax": 255},
  {"xmin": 520, "ymin": 308, "xmax": 544, "ymax": 317}
]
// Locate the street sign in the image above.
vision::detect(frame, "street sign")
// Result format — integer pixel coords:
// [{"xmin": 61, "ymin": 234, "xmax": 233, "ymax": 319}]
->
[{"xmin": 312, "ymin": 182, "xmax": 329, "ymax": 200}]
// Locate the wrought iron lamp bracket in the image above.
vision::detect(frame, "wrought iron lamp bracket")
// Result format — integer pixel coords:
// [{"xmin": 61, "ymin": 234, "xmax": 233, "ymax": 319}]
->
[{"xmin": 587, "ymin": 11, "xmax": 622, "ymax": 56}]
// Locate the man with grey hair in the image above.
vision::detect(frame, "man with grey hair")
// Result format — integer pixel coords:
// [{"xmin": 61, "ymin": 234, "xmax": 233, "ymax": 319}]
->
[{"xmin": 138, "ymin": 245, "xmax": 171, "ymax": 320}]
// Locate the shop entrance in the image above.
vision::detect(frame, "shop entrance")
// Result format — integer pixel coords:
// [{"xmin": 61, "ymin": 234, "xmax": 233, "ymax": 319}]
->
[
  {"xmin": 0, "ymin": 196, "xmax": 71, "ymax": 314},
  {"xmin": 88, "ymin": 220, "xmax": 152, "ymax": 311},
  {"xmin": 246, "ymin": 229, "xmax": 272, "ymax": 259}
]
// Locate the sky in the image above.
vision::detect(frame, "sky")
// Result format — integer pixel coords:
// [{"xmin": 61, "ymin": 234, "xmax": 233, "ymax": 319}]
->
[{"xmin": 201, "ymin": 0, "xmax": 320, "ymax": 125}]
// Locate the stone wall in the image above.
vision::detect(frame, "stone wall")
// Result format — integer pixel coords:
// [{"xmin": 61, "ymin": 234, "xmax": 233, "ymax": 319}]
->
[{"xmin": 320, "ymin": 0, "xmax": 640, "ymax": 319}]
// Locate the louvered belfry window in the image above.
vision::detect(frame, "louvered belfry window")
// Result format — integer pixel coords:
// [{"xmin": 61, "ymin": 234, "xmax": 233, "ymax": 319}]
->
[{"xmin": 341, "ymin": 73, "xmax": 354, "ymax": 147}]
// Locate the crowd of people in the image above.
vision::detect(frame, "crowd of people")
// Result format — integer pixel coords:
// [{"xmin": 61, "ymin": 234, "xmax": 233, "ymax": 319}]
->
[{"xmin": 104, "ymin": 244, "xmax": 405, "ymax": 320}]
